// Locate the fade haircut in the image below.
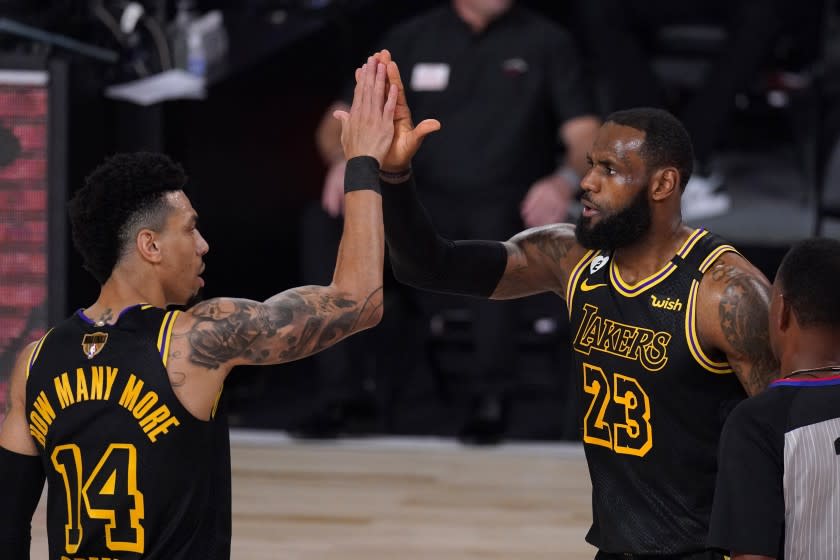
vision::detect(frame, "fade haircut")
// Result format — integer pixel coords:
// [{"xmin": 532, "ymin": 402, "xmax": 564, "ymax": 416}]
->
[
  {"xmin": 68, "ymin": 152, "xmax": 187, "ymax": 284},
  {"xmin": 777, "ymin": 237, "xmax": 840, "ymax": 328},
  {"xmin": 606, "ymin": 107, "xmax": 694, "ymax": 190}
]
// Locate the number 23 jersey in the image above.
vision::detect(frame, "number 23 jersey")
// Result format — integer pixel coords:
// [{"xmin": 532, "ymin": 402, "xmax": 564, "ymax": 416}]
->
[{"xmin": 565, "ymin": 229, "xmax": 746, "ymax": 554}]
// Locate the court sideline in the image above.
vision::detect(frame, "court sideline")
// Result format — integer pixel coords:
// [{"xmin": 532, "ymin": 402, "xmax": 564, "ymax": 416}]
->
[{"xmin": 31, "ymin": 429, "xmax": 596, "ymax": 559}]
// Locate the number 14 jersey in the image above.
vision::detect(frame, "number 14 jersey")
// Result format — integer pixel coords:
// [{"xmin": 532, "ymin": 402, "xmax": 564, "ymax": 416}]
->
[
  {"xmin": 25, "ymin": 305, "xmax": 227, "ymax": 560},
  {"xmin": 566, "ymin": 229, "xmax": 746, "ymax": 554}
]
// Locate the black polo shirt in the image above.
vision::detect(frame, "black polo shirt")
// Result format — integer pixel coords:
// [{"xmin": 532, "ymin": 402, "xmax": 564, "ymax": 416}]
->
[{"xmin": 343, "ymin": 4, "xmax": 593, "ymax": 202}]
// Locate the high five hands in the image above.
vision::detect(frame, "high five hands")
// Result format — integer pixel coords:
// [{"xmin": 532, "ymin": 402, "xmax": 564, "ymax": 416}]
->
[
  {"xmin": 346, "ymin": 50, "xmax": 442, "ymax": 173},
  {"xmin": 334, "ymin": 57, "xmax": 398, "ymax": 166}
]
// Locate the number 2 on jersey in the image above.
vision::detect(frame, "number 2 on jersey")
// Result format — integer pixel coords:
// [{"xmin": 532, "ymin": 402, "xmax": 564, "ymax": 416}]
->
[
  {"xmin": 51, "ymin": 443, "xmax": 145, "ymax": 554},
  {"xmin": 582, "ymin": 363, "xmax": 653, "ymax": 457}
]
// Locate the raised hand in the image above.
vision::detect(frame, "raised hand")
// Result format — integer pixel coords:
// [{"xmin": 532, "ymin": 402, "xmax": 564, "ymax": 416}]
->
[
  {"xmin": 359, "ymin": 50, "xmax": 441, "ymax": 173},
  {"xmin": 334, "ymin": 58, "xmax": 398, "ymax": 166}
]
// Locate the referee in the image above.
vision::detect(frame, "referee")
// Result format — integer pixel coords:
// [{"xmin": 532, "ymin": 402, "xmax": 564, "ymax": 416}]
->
[{"xmin": 709, "ymin": 238, "xmax": 840, "ymax": 559}]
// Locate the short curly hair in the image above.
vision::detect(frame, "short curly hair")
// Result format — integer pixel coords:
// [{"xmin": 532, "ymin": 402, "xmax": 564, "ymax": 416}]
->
[
  {"xmin": 777, "ymin": 238, "xmax": 840, "ymax": 328},
  {"xmin": 68, "ymin": 152, "xmax": 188, "ymax": 284},
  {"xmin": 605, "ymin": 107, "xmax": 694, "ymax": 190}
]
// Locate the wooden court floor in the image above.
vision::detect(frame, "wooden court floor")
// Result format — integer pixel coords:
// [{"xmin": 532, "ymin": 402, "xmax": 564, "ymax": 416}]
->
[{"xmin": 32, "ymin": 430, "xmax": 596, "ymax": 559}]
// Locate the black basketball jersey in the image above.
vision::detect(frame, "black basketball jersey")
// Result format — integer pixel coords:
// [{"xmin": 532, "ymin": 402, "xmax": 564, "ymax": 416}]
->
[
  {"xmin": 25, "ymin": 304, "xmax": 228, "ymax": 560},
  {"xmin": 565, "ymin": 228, "xmax": 747, "ymax": 554}
]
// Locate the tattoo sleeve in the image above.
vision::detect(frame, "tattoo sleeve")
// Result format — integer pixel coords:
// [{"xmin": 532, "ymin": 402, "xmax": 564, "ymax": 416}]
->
[
  {"xmin": 183, "ymin": 286, "xmax": 383, "ymax": 370},
  {"xmin": 715, "ymin": 264, "xmax": 779, "ymax": 394},
  {"xmin": 493, "ymin": 224, "xmax": 577, "ymax": 299}
]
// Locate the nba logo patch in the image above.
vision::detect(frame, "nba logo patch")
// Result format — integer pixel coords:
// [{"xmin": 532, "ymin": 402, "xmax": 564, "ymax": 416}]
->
[
  {"xmin": 82, "ymin": 332, "xmax": 108, "ymax": 359},
  {"xmin": 590, "ymin": 255, "xmax": 609, "ymax": 274}
]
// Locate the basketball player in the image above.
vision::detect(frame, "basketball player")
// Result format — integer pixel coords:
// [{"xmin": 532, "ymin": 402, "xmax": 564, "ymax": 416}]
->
[
  {"xmin": 0, "ymin": 58, "xmax": 396, "ymax": 559},
  {"xmin": 374, "ymin": 52, "xmax": 779, "ymax": 557},
  {"xmin": 709, "ymin": 237, "xmax": 840, "ymax": 559}
]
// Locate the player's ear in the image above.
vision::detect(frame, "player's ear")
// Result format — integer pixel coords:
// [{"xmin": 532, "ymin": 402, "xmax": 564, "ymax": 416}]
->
[
  {"xmin": 651, "ymin": 167, "xmax": 678, "ymax": 202},
  {"xmin": 778, "ymin": 293, "xmax": 792, "ymax": 332},
  {"xmin": 137, "ymin": 229, "xmax": 162, "ymax": 263}
]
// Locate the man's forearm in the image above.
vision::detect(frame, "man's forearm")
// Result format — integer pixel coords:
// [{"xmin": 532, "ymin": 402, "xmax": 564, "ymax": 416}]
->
[
  {"xmin": 381, "ymin": 174, "xmax": 506, "ymax": 297},
  {"xmin": 333, "ymin": 157, "xmax": 384, "ymax": 302}
]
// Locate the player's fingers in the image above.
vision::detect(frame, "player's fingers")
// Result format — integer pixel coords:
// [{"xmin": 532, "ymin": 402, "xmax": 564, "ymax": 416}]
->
[
  {"xmin": 383, "ymin": 84, "xmax": 398, "ymax": 120},
  {"xmin": 350, "ymin": 63, "xmax": 366, "ymax": 110},
  {"xmin": 377, "ymin": 49, "xmax": 392, "ymax": 66},
  {"xmin": 373, "ymin": 62, "xmax": 387, "ymax": 111},
  {"xmin": 363, "ymin": 57, "xmax": 376, "ymax": 100},
  {"xmin": 413, "ymin": 119, "xmax": 441, "ymax": 141},
  {"xmin": 386, "ymin": 61, "xmax": 406, "ymax": 95}
]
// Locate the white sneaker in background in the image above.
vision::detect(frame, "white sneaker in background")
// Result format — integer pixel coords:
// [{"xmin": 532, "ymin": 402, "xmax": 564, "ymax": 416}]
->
[{"xmin": 681, "ymin": 172, "xmax": 731, "ymax": 221}]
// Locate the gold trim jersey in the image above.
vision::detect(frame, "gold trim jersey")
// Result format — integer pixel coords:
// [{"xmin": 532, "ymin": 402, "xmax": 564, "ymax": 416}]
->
[
  {"xmin": 566, "ymin": 229, "xmax": 747, "ymax": 554},
  {"xmin": 25, "ymin": 305, "xmax": 230, "ymax": 559}
]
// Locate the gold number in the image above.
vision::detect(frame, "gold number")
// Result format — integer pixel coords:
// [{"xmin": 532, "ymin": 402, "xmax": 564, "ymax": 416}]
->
[
  {"xmin": 581, "ymin": 364, "xmax": 653, "ymax": 457},
  {"xmin": 612, "ymin": 374, "xmax": 653, "ymax": 456},
  {"xmin": 51, "ymin": 443, "xmax": 145, "ymax": 554},
  {"xmin": 582, "ymin": 364, "xmax": 612, "ymax": 449},
  {"xmin": 51, "ymin": 445, "xmax": 84, "ymax": 554}
]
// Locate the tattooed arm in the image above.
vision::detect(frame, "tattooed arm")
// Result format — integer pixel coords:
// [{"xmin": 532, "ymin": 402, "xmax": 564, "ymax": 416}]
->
[
  {"xmin": 165, "ymin": 58, "xmax": 395, "ymax": 418},
  {"xmin": 383, "ymin": 171, "xmax": 588, "ymax": 301},
  {"xmin": 165, "ymin": 197, "xmax": 384, "ymax": 420},
  {"xmin": 173, "ymin": 186, "xmax": 384, "ymax": 376},
  {"xmin": 180, "ymin": 285, "xmax": 383, "ymax": 370},
  {"xmin": 493, "ymin": 223, "xmax": 590, "ymax": 299},
  {"xmin": 696, "ymin": 252, "xmax": 779, "ymax": 395}
]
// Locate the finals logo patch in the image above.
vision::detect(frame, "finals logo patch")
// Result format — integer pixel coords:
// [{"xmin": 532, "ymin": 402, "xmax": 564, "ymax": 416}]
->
[{"xmin": 82, "ymin": 332, "xmax": 108, "ymax": 359}]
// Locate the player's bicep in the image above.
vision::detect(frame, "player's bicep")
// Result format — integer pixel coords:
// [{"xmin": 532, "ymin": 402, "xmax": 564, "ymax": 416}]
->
[
  {"xmin": 492, "ymin": 224, "xmax": 585, "ymax": 300},
  {"xmin": 697, "ymin": 255, "xmax": 778, "ymax": 395},
  {"xmin": 180, "ymin": 286, "xmax": 383, "ymax": 370},
  {"xmin": 0, "ymin": 341, "xmax": 40, "ymax": 455}
]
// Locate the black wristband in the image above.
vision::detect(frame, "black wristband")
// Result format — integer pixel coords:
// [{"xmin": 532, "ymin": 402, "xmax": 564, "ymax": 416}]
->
[{"xmin": 344, "ymin": 156, "xmax": 381, "ymax": 194}]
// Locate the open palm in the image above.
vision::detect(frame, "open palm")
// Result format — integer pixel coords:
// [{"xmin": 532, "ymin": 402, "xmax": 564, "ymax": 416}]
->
[{"xmin": 363, "ymin": 50, "xmax": 441, "ymax": 173}]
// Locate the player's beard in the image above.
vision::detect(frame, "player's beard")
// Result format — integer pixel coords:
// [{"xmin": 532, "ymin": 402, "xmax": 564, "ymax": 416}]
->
[{"xmin": 575, "ymin": 188, "xmax": 652, "ymax": 250}]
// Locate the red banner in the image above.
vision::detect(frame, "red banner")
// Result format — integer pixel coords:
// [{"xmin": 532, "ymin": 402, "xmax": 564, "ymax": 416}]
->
[{"xmin": 0, "ymin": 75, "xmax": 50, "ymax": 426}]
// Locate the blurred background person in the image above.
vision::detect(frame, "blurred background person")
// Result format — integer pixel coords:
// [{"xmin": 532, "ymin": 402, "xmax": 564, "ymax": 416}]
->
[
  {"xmin": 296, "ymin": 0, "xmax": 600, "ymax": 443},
  {"xmin": 573, "ymin": 0, "xmax": 819, "ymax": 222}
]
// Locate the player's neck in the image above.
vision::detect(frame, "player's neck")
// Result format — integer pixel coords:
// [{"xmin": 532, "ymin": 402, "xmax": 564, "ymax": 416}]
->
[
  {"xmin": 87, "ymin": 272, "xmax": 165, "ymax": 323},
  {"xmin": 453, "ymin": 1, "xmax": 498, "ymax": 33},
  {"xmin": 782, "ymin": 330, "xmax": 840, "ymax": 378},
  {"xmin": 612, "ymin": 222, "xmax": 690, "ymax": 283}
]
